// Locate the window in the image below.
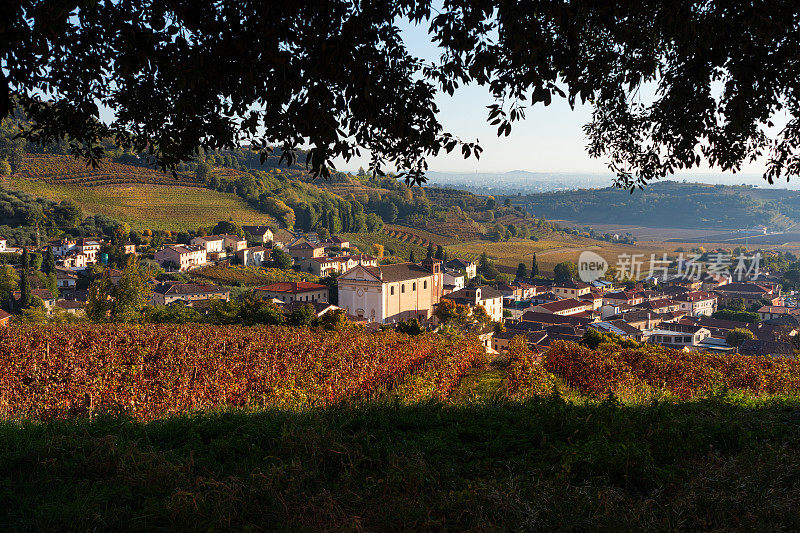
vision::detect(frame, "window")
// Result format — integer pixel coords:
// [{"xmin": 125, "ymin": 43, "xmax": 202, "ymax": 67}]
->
[
  {"xmin": 423, "ymin": 280, "xmax": 427, "ymax": 289},
  {"xmin": 391, "ymin": 286, "xmax": 395, "ymax": 295},
  {"xmin": 401, "ymin": 284, "xmax": 405, "ymax": 293},
  {"xmin": 412, "ymin": 282, "xmax": 416, "ymax": 291}
]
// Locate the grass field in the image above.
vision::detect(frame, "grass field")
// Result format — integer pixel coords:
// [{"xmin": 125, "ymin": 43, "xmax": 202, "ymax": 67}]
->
[{"xmin": 7, "ymin": 177, "xmax": 274, "ymax": 232}]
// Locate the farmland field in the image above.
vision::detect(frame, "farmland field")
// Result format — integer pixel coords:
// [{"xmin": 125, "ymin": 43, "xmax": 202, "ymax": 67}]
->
[{"xmin": 6, "ymin": 177, "xmax": 274, "ymax": 231}]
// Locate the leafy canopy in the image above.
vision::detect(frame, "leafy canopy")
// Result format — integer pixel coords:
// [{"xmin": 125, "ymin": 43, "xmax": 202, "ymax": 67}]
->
[{"xmin": 3, "ymin": 1, "xmax": 799, "ymax": 187}]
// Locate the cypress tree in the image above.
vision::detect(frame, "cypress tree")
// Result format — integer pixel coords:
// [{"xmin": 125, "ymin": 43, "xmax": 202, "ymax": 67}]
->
[
  {"xmin": 43, "ymin": 246, "xmax": 56, "ymax": 275},
  {"xmin": 19, "ymin": 248, "xmax": 31, "ymax": 309},
  {"xmin": 426, "ymin": 242, "xmax": 434, "ymax": 259},
  {"xmin": 531, "ymin": 253, "xmax": 539, "ymax": 277},
  {"xmin": 409, "ymin": 249, "xmax": 416, "ymax": 263}
]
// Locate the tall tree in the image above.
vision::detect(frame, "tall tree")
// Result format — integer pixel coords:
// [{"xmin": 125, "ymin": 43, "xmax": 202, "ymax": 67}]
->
[
  {"xmin": 0, "ymin": 265, "xmax": 19, "ymax": 310},
  {"xmin": 516, "ymin": 262, "xmax": 528, "ymax": 280},
  {"xmin": 531, "ymin": 253, "xmax": 539, "ymax": 277},
  {"xmin": 3, "ymin": 2, "xmax": 799, "ymax": 186},
  {"xmin": 435, "ymin": 245, "xmax": 444, "ymax": 260},
  {"xmin": 19, "ymin": 248, "xmax": 31, "ymax": 309},
  {"xmin": 42, "ymin": 246, "xmax": 56, "ymax": 275},
  {"xmin": 553, "ymin": 261, "xmax": 578, "ymax": 283},
  {"xmin": 110, "ymin": 256, "xmax": 151, "ymax": 323},
  {"xmin": 409, "ymin": 250, "xmax": 416, "ymax": 263},
  {"xmin": 426, "ymin": 242, "xmax": 434, "ymax": 260}
]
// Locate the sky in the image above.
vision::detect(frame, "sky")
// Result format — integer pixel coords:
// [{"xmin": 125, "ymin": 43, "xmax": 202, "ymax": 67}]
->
[{"xmin": 330, "ymin": 17, "xmax": 775, "ymax": 181}]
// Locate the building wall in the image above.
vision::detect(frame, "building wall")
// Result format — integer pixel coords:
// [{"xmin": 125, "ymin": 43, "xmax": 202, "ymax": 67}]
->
[
  {"xmin": 259, "ymin": 289, "xmax": 329, "ymax": 304},
  {"xmin": 338, "ymin": 278, "xmax": 384, "ymax": 323}
]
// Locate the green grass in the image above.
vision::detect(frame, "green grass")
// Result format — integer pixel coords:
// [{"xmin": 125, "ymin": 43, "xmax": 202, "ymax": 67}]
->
[
  {"xmin": 3, "ymin": 395, "xmax": 800, "ymax": 530},
  {"xmin": 6, "ymin": 177, "xmax": 274, "ymax": 232}
]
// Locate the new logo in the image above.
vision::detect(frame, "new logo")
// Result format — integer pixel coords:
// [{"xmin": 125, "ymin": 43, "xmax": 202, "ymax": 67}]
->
[{"xmin": 578, "ymin": 251, "xmax": 608, "ymax": 282}]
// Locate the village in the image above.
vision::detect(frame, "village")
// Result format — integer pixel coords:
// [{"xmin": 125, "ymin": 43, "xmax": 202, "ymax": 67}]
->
[{"xmin": 1, "ymin": 224, "xmax": 796, "ymax": 358}]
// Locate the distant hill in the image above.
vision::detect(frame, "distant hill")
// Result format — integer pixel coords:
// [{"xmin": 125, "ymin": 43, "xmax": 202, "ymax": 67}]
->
[{"xmin": 508, "ymin": 181, "xmax": 800, "ymax": 231}]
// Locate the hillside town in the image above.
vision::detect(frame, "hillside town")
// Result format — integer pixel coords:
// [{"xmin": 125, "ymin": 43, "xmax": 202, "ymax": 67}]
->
[{"xmin": 2, "ymin": 222, "xmax": 796, "ymax": 358}]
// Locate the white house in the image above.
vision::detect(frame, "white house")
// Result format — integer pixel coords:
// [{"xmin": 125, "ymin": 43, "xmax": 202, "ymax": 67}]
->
[
  {"xmin": 443, "ymin": 269, "xmax": 465, "ymax": 294},
  {"xmin": 241, "ymin": 225, "xmax": 274, "ymax": 243},
  {"xmin": 237, "ymin": 246, "xmax": 270, "ymax": 267},
  {"xmin": 154, "ymin": 244, "xmax": 207, "ymax": 271},
  {"xmin": 191, "ymin": 235, "xmax": 226, "ymax": 256},
  {"xmin": 673, "ymin": 291, "xmax": 717, "ymax": 316},
  {"xmin": 445, "ymin": 258, "xmax": 477, "ymax": 280},
  {"xmin": 0, "ymin": 238, "xmax": 6, "ymax": 252}
]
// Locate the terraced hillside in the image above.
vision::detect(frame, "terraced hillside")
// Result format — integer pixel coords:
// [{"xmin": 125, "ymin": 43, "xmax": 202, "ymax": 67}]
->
[
  {"xmin": 6, "ymin": 177, "xmax": 274, "ymax": 232},
  {"xmin": 18, "ymin": 154, "xmax": 204, "ymax": 187}
]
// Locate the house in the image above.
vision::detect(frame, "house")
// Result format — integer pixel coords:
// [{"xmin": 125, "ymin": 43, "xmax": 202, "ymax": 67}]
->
[
  {"xmin": 320, "ymin": 236, "xmax": 350, "ymax": 250},
  {"xmin": 579, "ymin": 291, "xmax": 604, "ymax": 311},
  {"xmin": 440, "ymin": 286, "xmax": 504, "ymax": 322},
  {"xmin": 603, "ymin": 290, "xmax": 644, "ymax": 306},
  {"xmin": 303, "ymin": 256, "xmax": 347, "ymax": 277},
  {"xmin": 635, "ymin": 298, "xmax": 681, "ymax": 314},
  {"xmin": 150, "ymin": 282, "xmax": 230, "ymax": 306},
  {"xmin": 190, "ymin": 235, "xmax": 227, "ymax": 259},
  {"xmin": 606, "ymin": 309, "xmax": 663, "ymax": 330},
  {"xmin": 0, "ymin": 309, "xmax": 10, "ymax": 327},
  {"xmin": 757, "ymin": 305, "xmax": 800, "ymax": 321},
  {"xmin": 338, "ymin": 259, "xmax": 443, "ymax": 324},
  {"xmin": 714, "ymin": 282, "xmax": 779, "ymax": 307},
  {"xmin": 289, "ymin": 240, "xmax": 325, "ymax": 261},
  {"xmin": 442, "ymin": 269, "xmax": 465, "ymax": 294},
  {"xmin": 644, "ymin": 323, "xmax": 712, "ymax": 348},
  {"xmin": 220, "ymin": 234, "xmax": 248, "ymax": 253},
  {"xmin": 0, "ymin": 238, "xmax": 6, "ymax": 253},
  {"xmin": 255, "ymin": 281, "xmax": 329, "ymax": 304},
  {"xmin": 12, "ymin": 289, "xmax": 56, "ymax": 311},
  {"xmin": 55, "ymin": 269, "xmax": 78, "ymax": 291},
  {"xmin": 492, "ymin": 329, "xmax": 549, "ymax": 354},
  {"xmin": 57, "ymin": 250, "xmax": 90, "ymax": 271},
  {"xmin": 241, "ymin": 225, "xmax": 274, "ymax": 243},
  {"xmin": 123, "ymin": 241, "xmax": 137, "ymax": 255},
  {"xmin": 55, "ymin": 299, "xmax": 85, "ymax": 315},
  {"xmin": 445, "ymin": 258, "xmax": 477, "ymax": 280},
  {"xmin": 301, "ymin": 254, "xmax": 378, "ymax": 277},
  {"xmin": 518, "ymin": 310, "xmax": 593, "ymax": 328},
  {"xmin": 51, "ymin": 238, "xmax": 101, "ymax": 264},
  {"xmin": 673, "ymin": 291, "xmax": 717, "ymax": 316},
  {"xmin": 552, "ymin": 279, "xmax": 591, "ymax": 299},
  {"xmin": 739, "ymin": 339, "xmax": 795, "ymax": 357},
  {"xmin": 531, "ymin": 298, "xmax": 592, "ymax": 316},
  {"xmin": 154, "ymin": 245, "xmax": 207, "ymax": 271},
  {"xmin": 514, "ymin": 281, "xmax": 548, "ymax": 299},
  {"xmin": 588, "ymin": 320, "xmax": 644, "ymax": 341},
  {"xmin": 75, "ymin": 238, "xmax": 101, "ymax": 264},
  {"xmin": 237, "ymin": 246, "xmax": 270, "ymax": 267}
]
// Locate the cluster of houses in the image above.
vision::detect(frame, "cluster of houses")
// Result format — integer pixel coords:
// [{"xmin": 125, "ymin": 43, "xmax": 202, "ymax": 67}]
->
[{"xmin": 493, "ymin": 274, "xmax": 795, "ymax": 357}]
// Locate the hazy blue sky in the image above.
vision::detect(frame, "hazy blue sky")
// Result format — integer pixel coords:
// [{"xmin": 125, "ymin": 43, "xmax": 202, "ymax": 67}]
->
[{"xmin": 332, "ymin": 17, "xmax": 775, "ymax": 180}]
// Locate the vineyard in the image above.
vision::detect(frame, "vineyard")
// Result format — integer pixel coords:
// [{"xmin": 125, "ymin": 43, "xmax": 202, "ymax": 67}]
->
[
  {"xmin": 382, "ymin": 224, "xmax": 457, "ymax": 246},
  {"xmin": 190, "ymin": 265, "xmax": 319, "ymax": 286},
  {"xmin": 18, "ymin": 154, "xmax": 204, "ymax": 187},
  {"xmin": 0, "ymin": 325, "xmax": 484, "ymax": 420},
  {"xmin": 507, "ymin": 337, "xmax": 800, "ymax": 400},
  {"xmin": 4, "ymin": 326, "xmax": 800, "ymax": 530},
  {"xmin": 6, "ymin": 178, "xmax": 274, "ymax": 231}
]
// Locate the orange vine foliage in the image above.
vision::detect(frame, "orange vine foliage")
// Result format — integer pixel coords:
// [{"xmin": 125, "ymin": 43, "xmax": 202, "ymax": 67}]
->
[
  {"xmin": 506, "ymin": 336, "xmax": 555, "ymax": 398},
  {"xmin": 540, "ymin": 340, "xmax": 800, "ymax": 399},
  {"xmin": 0, "ymin": 324, "xmax": 484, "ymax": 420}
]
